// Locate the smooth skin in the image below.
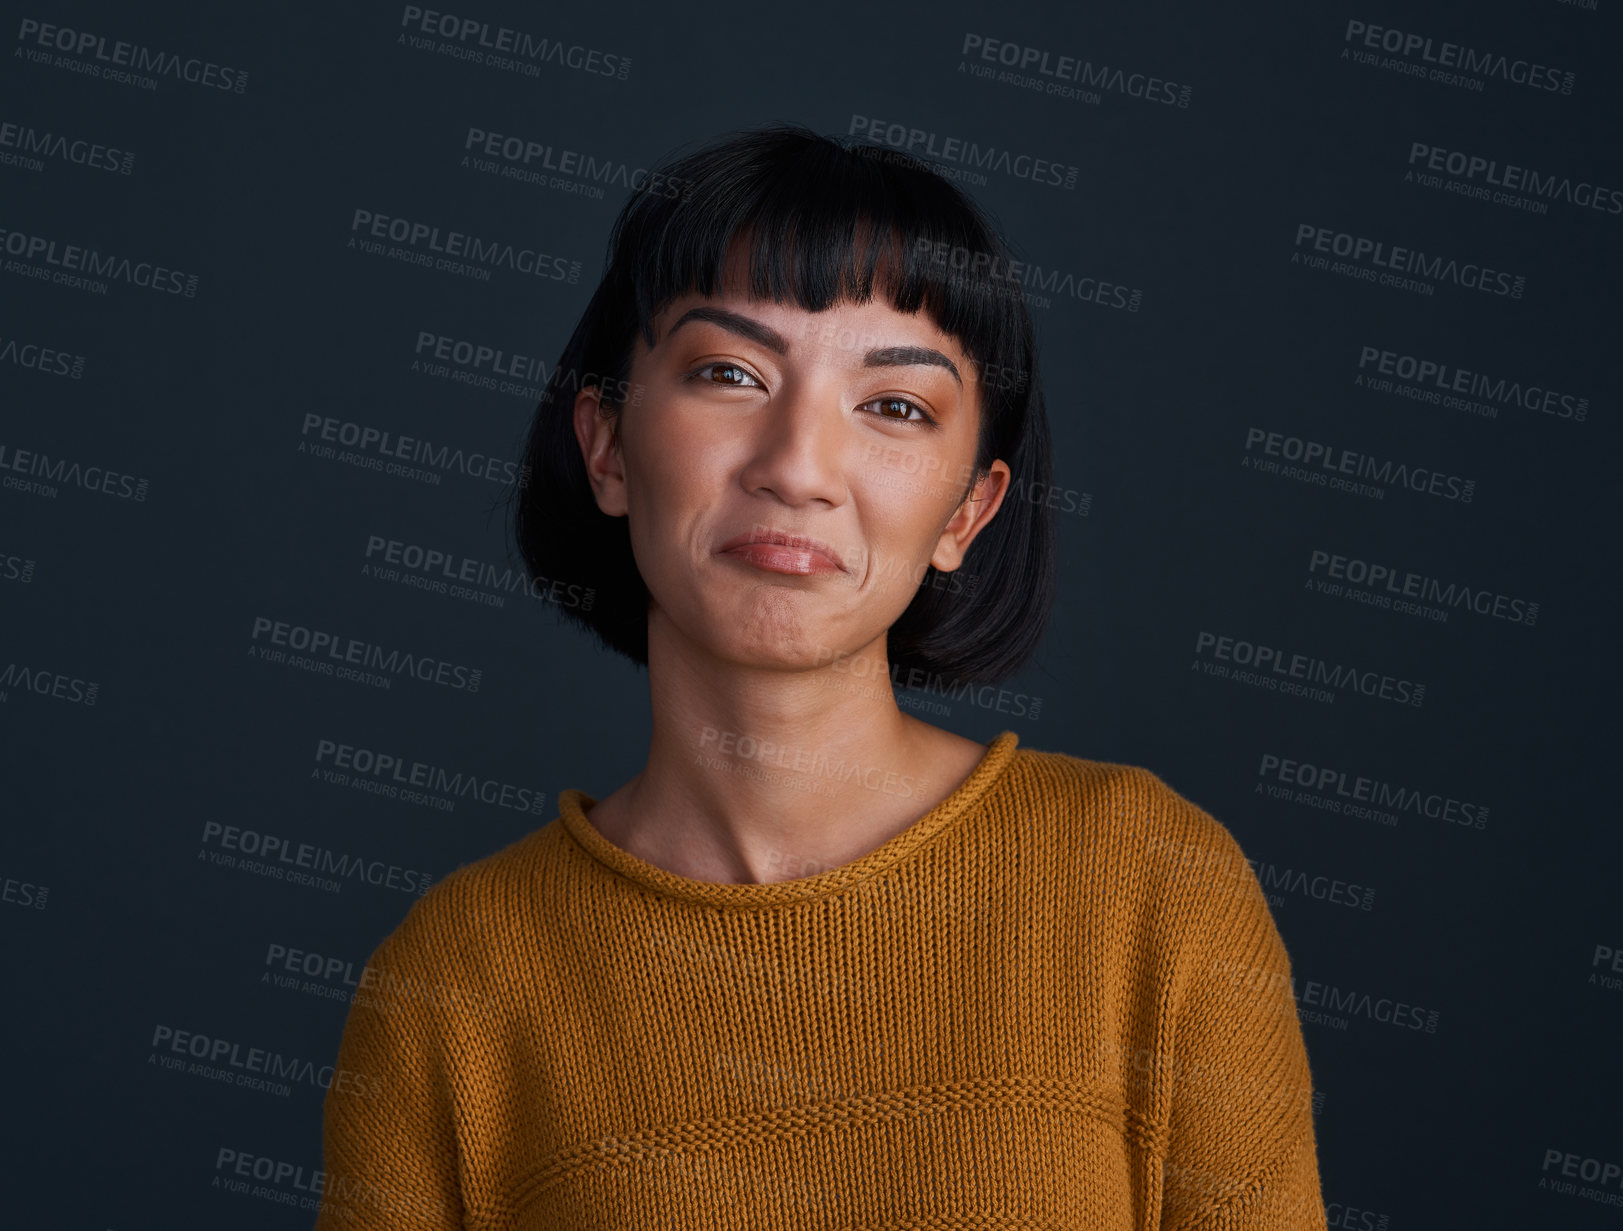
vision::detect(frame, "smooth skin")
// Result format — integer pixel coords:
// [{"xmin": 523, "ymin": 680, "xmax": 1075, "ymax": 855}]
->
[{"xmin": 574, "ymin": 251, "xmax": 1013, "ymax": 884}]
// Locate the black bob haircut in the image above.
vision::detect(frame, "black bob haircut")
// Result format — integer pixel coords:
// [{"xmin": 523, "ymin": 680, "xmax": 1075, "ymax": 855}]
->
[{"xmin": 509, "ymin": 123, "xmax": 1056, "ymax": 688}]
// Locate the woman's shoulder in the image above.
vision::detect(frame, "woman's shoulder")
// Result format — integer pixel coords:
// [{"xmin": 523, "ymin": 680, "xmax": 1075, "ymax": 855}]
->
[
  {"xmin": 360, "ymin": 819, "xmax": 570, "ymax": 982},
  {"xmin": 1008, "ymin": 745, "xmax": 1260, "ymax": 908},
  {"xmin": 1013, "ymin": 743, "xmax": 1236, "ymax": 836}
]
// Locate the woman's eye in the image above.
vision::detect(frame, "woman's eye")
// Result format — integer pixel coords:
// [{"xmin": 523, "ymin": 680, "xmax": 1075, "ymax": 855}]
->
[
  {"xmin": 691, "ymin": 362, "xmax": 761, "ymax": 387},
  {"xmin": 864, "ymin": 396, "xmax": 933, "ymax": 425}
]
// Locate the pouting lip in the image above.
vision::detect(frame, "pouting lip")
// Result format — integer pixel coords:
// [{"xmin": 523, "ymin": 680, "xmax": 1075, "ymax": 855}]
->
[{"xmin": 718, "ymin": 528, "xmax": 846, "ymax": 571}]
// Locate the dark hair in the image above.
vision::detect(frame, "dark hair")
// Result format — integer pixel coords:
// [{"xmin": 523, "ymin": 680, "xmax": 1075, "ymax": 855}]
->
[{"xmin": 508, "ymin": 123, "xmax": 1056, "ymax": 688}]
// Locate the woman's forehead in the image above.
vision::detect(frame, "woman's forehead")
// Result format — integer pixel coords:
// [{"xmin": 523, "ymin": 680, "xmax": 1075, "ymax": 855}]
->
[{"xmin": 649, "ymin": 284, "xmax": 962, "ymax": 352}]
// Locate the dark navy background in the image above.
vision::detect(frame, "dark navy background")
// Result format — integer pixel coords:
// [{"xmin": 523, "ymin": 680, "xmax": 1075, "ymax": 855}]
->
[{"xmin": 3, "ymin": 1, "xmax": 1620, "ymax": 1227}]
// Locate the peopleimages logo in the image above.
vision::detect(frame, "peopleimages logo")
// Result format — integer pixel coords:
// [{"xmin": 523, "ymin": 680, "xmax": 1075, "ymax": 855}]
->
[
  {"xmin": 1407, "ymin": 143, "xmax": 1622, "ymax": 219},
  {"xmin": 0, "ymin": 440, "xmax": 150, "ymax": 502},
  {"xmin": 213, "ymin": 1146, "xmax": 329, "ymax": 1213},
  {"xmin": 1249, "ymin": 857, "xmax": 1376, "ymax": 911},
  {"xmin": 1293, "ymin": 224, "xmax": 1525, "ymax": 298},
  {"xmin": 14, "ymin": 18, "xmax": 249, "ymax": 93},
  {"xmin": 298, "ymin": 413, "xmax": 527, "ymax": 488},
  {"xmin": 0, "ymin": 660, "xmax": 99, "ymax": 706},
  {"xmin": 1255, "ymin": 753, "xmax": 1488, "ymax": 829},
  {"xmin": 248, "ymin": 615, "xmax": 483, "ymax": 693},
  {"xmin": 1294, "ymin": 977, "xmax": 1440, "ymax": 1033},
  {"xmin": 0, "ymin": 552, "xmax": 37, "ymax": 585},
  {"xmin": 0, "ymin": 335, "xmax": 86, "ymax": 379},
  {"xmin": 412, "ymin": 330, "xmax": 640, "ymax": 407},
  {"xmin": 397, "ymin": 5, "xmax": 630, "ymax": 80},
  {"xmin": 1539, "ymin": 1149, "xmax": 1623, "ymax": 1207},
  {"xmin": 199, "ymin": 820, "xmax": 434, "ymax": 896},
  {"xmin": 1341, "ymin": 19, "xmax": 1575, "ymax": 95},
  {"xmin": 0, "ymin": 226, "xmax": 199, "ymax": 297},
  {"xmin": 0, "ymin": 118, "xmax": 134, "ymax": 174},
  {"xmin": 1242, "ymin": 427, "xmax": 1475, "ymax": 504},
  {"xmin": 1211, "ymin": 961, "xmax": 1441, "ymax": 1033},
  {"xmin": 0, "ymin": 873, "xmax": 47, "ymax": 909},
  {"xmin": 958, "ymin": 34, "xmax": 1192, "ymax": 108},
  {"xmin": 149, "ymin": 1024, "xmax": 379, "ymax": 1098},
  {"xmin": 1193, "ymin": 630, "xmax": 1425, "ymax": 708},
  {"xmin": 812, "ymin": 644, "xmax": 1043, "ymax": 718},
  {"xmin": 313, "ymin": 737, "xmax": 547, "ymax": 815},
  {"xmin": 847, "ymin": 115, "xmax": 1079, "ymax": 190},
  {"xmin": 462, "ymin": 127, "xmax": 686, "ymax": 200},
  {"xmin": 1307, "ymin": 549, "xmax": 1539, "ymax": 628},
  {"xmin": 260, "ymin": 941, "xmax": 504, "ymax": 1021},
  {"xmin": 415, "ymin": 329, "xmax": 546, "ymax": 384},
  {"xmin": 914, "ymin": 240, "xmax": 1143, "ymax": 313},
  {"xmin": 363, "ymin": 532, "xmax": 595, "ymax": 611},
  {"xmin": 1356, "ymin": 344, "xmax": 1589, "ymax": 424},
  {"xmin": 349, "ymin": 209, "xmax": 580, "ymax": 284}
]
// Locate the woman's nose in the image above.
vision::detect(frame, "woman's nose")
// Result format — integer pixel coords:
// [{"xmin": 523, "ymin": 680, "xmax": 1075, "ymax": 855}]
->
[{"xmin": 735, "ymin": 381, "xmax": 850, "ymax": 507}]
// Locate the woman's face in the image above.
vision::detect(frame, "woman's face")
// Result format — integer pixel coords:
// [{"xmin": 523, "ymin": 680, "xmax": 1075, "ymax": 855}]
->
[{"xmin": 574, "ymin": 263, "xmax": 1011, "ymax": 672}]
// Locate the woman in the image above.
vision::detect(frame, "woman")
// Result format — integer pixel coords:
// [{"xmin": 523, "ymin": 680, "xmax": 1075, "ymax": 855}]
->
[{"xmin": 314, "ymin": 125, "xmax": 1327, "ymax": 1229}]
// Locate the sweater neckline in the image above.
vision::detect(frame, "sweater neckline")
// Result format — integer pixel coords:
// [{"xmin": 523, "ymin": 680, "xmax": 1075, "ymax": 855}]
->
[{"xmin": 555, "ymin": 730, "xmax": 1020, "ymax": 908}]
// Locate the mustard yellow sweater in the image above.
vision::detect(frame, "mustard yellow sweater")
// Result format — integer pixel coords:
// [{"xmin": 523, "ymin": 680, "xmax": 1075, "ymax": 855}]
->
[{"xmin": 314, "ymin": 730, "xmax": 1327, "ymax": 1229}]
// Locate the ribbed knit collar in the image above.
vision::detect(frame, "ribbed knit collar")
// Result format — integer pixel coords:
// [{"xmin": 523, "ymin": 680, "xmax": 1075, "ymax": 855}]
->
[{"xmin": 555, "ymin": 729, "xmax": 1021, "ymax": 908}]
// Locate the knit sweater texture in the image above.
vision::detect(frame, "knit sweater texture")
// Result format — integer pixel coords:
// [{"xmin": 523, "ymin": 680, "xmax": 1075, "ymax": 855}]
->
[{"xmin": 314, "ymin": 730, "xmax": 1327, "ymax": 1229}]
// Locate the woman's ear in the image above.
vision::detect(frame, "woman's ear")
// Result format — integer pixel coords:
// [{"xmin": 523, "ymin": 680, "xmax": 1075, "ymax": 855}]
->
[
  {"xmin": 574, "ymin": 386, "xmax": 629, "ymax": 518},
  {"xmin": 930, "ymin": 460, "xmax": 1011, "ymax": 573}
]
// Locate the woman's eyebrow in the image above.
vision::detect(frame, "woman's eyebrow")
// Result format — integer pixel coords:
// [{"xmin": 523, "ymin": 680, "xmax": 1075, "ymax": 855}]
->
[
  {"xmin": 864, "ymin": 345, "xmax": 962, "ymax": 387},
  {"xmin": 665, "ymin": 307, "xmax": 789, "ymax": 354},
  {"xmin": 665, "ymin": 307, "xmax": 962, "ymax": 387}
]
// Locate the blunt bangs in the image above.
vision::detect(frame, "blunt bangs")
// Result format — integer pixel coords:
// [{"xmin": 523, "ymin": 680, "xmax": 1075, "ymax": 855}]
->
[
  {"xmin": 598, "ymin": 130, "xmax": 1034, "ymax": 472},
  {"xmin": 510, "ymin": 124, "xmax": 1057, "ymax": 689}
]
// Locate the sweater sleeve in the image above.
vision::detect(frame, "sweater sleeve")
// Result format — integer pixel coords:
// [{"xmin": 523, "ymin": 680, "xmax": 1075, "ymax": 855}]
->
[
  {"xmin": 312, "ymin": 935, "xmax": 465, "ymax": 1230},
  {"xmin": 1157, "ymin": 818, "xmax": 1328, "ymax": 1231}
]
